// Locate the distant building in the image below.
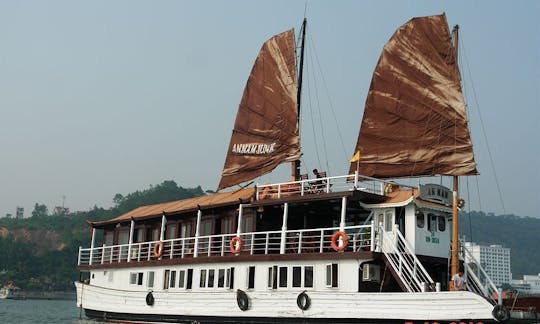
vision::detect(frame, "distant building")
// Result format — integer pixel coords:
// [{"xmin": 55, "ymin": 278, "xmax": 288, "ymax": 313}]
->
[
  {"xmin": 5, "ymin": 213, "xmax": 12, "ymax": 218},
  {"xmin": 53, "ymin": 206, "xmax": 70, "ymax": 215},
  {"xmin": 511, "ymin": 274, "xmax": 540, "ymax": 295},
  {"xmin": 464, "ymin": 242, "xmax": 512, "ymax": 286},
  {"xmin": 15, "ymin": 206, "xmax": 24, "ymax": 219}
]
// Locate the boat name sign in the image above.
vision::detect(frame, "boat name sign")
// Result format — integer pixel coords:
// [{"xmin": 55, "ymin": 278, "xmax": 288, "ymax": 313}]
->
[{"xmin": 232, "ymin": 142, "xmax": 277, "ymax": 155}]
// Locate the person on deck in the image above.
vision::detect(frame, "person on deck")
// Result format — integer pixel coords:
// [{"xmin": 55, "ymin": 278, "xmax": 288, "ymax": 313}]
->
[
  {"xmin": 312, "ymin": 169, "xmax": 324, "ymax": 192},
  {"xmin": 452, "ymin": 268, "xmax": 468, "ymax": 291}
]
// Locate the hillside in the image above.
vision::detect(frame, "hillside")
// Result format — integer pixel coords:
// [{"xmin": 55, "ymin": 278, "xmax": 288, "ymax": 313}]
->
[
  {"xmin": 0, "ymin": 182, "xmax": 537, "ymax": 291},
  {"xmin": 460, "ymin": 211, "xmax": 540, "ymax": 277},
  {"xmin": 0, "ymin": 180, "xmax": 204, "ymax": 291}
]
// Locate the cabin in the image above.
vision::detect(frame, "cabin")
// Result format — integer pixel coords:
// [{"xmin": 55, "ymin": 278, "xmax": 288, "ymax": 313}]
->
[{"xmin": 79, "ymin": 174, "xmax": 454, "ymax": 293}]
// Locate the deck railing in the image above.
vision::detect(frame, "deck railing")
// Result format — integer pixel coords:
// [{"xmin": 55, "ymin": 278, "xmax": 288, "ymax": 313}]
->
[
  {"xmin": 78, "ymin": 224, "xmax": 373, "ymax": 266},
  {"xmin": 379, "ymin": 224, "xmax": 434, "ymax": 292},
  {"xmin": 460, "ymin": 240, "xmax": 501, "ymax": 305},
  {"xmin": 255, "ymin": 172, "xmax": 398, "ymax": 200}
]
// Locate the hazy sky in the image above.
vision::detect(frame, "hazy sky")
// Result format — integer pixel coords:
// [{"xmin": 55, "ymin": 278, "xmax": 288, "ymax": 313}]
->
[{"xmin": 0, "ymin": 1, "xmax": 538, "ymax": 218}]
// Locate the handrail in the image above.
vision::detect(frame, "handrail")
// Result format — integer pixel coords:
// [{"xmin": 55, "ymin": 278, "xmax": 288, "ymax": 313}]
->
[
  {"xmin": 78, "ymin": 224, "xmax": 372, "ymax": 266},
  {"xmin": 460, "ymin": 241, "xmax": 500, "ymax": 305},
  {"xmin": 378, "ymin": 225, "xmax": 434, "ymax": 292},
  {"xmin": 255, "ymin": 172, "xmax": 418, "ymax": 200}
]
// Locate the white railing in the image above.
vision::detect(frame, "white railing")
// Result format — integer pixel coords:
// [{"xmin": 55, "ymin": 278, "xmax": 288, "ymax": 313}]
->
[
  {"xmin": 256, "ymin": 172, "xmax": 402, "ymax": 200},
  {"xmin": 461, "ymin": 241, "xmax": 500, "ymax": 305},
  {"xmin": 379, "ymin": 224, "xmax": 434, "ymax": 292},
  {"xmin": 78, "ymin": 224, "xmax": 373, "ymax": 266}
]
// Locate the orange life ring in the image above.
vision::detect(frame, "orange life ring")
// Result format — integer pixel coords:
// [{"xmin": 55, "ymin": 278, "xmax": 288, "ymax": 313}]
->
[
  {"xmin": 153, "ymin": 241, "xmax": 164, "ymax": 258},
  {"xmin": 330, "ymin": 231, "xmax": 348, "ymax": 252},
  {"xmin": 230, "ymin": 236, "xmax": 243, "ymax": 254}
]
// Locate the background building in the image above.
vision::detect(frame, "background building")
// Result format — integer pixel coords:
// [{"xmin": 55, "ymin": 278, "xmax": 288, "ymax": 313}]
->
[
  {"xmin": 511, "ymin": 274, "xmax": 540, "ymax": 295},
  {"xmin": 464, "ymin": 242, "xmax": 512, "ymax": 287},
  {"xmin": 15, "ymin": 206, "xmax": 24, "ymax": 219}
]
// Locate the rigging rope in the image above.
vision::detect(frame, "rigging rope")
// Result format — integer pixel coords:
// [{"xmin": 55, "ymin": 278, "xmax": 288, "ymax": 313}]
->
[
  {"xmin": 460, "ymin": 38, "xmax": 507, "ymax": 214},
  {"xmin": 466, "ymin": 176, "xmax": 473, "ymax": 243},
  {"xmin": 308, "ymin": 34, "xmax": 348, "ymax": 166}
]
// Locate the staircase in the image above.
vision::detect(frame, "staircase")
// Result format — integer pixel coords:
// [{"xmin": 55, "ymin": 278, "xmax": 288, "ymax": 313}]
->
[
  {"xmin": 460, "ymin": 240, "xmax": 500, "ymax": 305},
  {"xmin": 377, "ymin": 225, "xmax": 434, "ymax": 292}
]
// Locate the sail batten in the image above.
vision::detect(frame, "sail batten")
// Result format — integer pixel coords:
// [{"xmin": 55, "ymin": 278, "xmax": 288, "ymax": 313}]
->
[
  {"xmin": 218, "ymin": 29, "xmax": 299, "ymax": 190},
  {"xmin": 350, "ymin": 14, "xmax": 477, "ymax": 178}
]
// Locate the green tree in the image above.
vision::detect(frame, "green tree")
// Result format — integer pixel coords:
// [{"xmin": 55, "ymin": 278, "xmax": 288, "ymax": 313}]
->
[{"xmin": 31, "ymin": 203, "xmax": 48, "ymax": 217}]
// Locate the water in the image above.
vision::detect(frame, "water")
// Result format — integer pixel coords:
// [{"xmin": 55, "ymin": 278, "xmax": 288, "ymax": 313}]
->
[{"xmin": 0, "ymin": 299, "xmax": 94, "ymax": 324}]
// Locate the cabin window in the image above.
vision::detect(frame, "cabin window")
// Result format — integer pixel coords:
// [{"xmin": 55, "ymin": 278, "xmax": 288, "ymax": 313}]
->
[
  {"xmin": 180, "ymin": 222, "xmax": 192, "ymax": 238},
  {"xmin": 326, "ymin": 263, "xmax": 338, "ymax": 288},
  {"xmin": 118, "ymin": 230, "xmax": 129, "ymax": 245},
  {"xmin": 228, "ymin": 267, "xmax": 235, "ymax": 289},
  {"xmin": 438, "ymin": 216, "xmax": 446, "ymax": 232},
  {"xmin": 186, "ymin": 269, "xmax": 193, "ymax": 289},
  {"xmin": 200, "ymin": 269, "xmax": 207, "ymax": 288},
  {"xmin": 128, "ymin": 272, "xmax": 143, "ymax": 286},
  {"xmin": 416, "ymin": 212, "xmax": 425, "ymax": 228},
  {"xmin": 292, "ymin": 266, "xmax": 314, "ymax": 288},
  {"xmin": 208, "ymin": 269, "xmax": 215, "ymax": 288},
  {"xmin": 170, "ymin": 270, "xmax": 177, "ymax": 288},
  {"xmin": 178, "ymin": 270, "xmax": 185, "ymax": 288},
  {"xmin": 104, "ymin": 231, "xmax": 114, "ymax": 246},
  {"xmin": 376, "ymin": 213, "xmax": 384, "ymax": 228},
  {"xmin": 129, "ymin": 273, "xmax": 137, "ymax": 285},
  {"xmin": 147, "ymin": 271, "xmax": 155, "ymax": 288},
  {"xmin": 164, "ymin": 270, "xmax": 170, "ymax": 289},
  {"xmin": 222, "ymin": 217, "xmax": 234, "ymax": 234},
  {"xmin": 166, "ymin": 224, "xmax": 177, "ymax": 240},
  {"xmin": 427, "ymin": 213, "xmax": 437, "ymax": 232},
  {"xmin": 268, "ymin": 266, "xmax": 278, "ymax": 289},
  {"xmin": 384, "ymin": 210, "xmax": 393, "ymax": 232},
  {"xmin": 305, "ymin": 266, "xmax": 314, "ymax": 288},
  {"xmin": 135, "ymin": 228, "xmax": 144, "ymax": 243},
  {"xmin": 218, "ymin": 269, "xmax": 225, "ymax": 288},
  {"xmin": 243, "ymin": 214, "xmax": 254, "ymax": 233},
  {"xmin": 248, "ymin": 266, "xmax": 256, "ymax": 289},
  {"xmin": 293, "ymin": 266, "xmax": 301, "ymax": 287},
  {"xmin": 279, "ymin": 266, "xmax": 288, "ymax": 288},
  {"xmin": 201, "ymin": 219, "xmax": 213, "ymax": 236}
]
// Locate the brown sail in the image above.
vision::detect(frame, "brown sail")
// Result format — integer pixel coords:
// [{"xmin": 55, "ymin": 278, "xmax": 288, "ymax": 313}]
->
[
  {"xmin": 218, "ymin": 29, "xmax": 299, "ymax": 190},
  {"xmin": 350, "ymin": 14, "xmax": 478, "ymax": 178}
]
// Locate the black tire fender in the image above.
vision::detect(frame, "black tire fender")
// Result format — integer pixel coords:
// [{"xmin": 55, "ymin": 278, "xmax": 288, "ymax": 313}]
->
[
  {"xmin": 296, "ymin": 291, "xmax": 311, "ymax": 310},
  {"xmin": 236, "ymin": 289, "xmax": 249, "ymax": 311},
  {"xmin": 492, "ymin": 304, "xmax": 510, "ymax": 322},
  {"xmin": 145, "ymin": 291, "xmax": 154, "ymax": 306}
]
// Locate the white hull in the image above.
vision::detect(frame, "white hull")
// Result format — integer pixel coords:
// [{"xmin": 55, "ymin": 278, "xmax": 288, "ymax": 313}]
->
[
  {"xmin": 75, "ymin": 281, "xmax": 494, "ymax": 321},
  {"xmin": 75, "ymin": 257, "xmax": 497, "ymax": 323}
]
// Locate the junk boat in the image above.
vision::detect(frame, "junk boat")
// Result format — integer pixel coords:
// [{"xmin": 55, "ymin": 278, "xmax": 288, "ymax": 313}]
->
[{"xmin": 75, "ymin": 14, "xmax": 510, "ymax": 323}]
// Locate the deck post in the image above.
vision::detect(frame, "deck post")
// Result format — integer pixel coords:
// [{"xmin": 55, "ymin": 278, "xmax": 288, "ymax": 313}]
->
[
  {"xmin": 339, "ymin": 197, "xmax": 347, "ymax": 231},
  {"xmin": 89, "ymin": 228, "xmax": 96, "ymax": 265},
  {"xmin": 236, "ymin": 204, "xmax": 243, "ymax": 235},
  {"xmin": 194, "ymin": 208, "xmax": 202, "ymax": 257},
  {"xmin": 160, "ymin": 213, "xmax": 166, "ymax": 241},
  {"xmin": 370, "ymin": 221, "xmax": 375, "ymax": 251},
  {"xmin": 127, "ymin": 219, "xmax": 134, "ymax": 262},
  {"xmin": 280, "ymin": 203, "xmax": 289, "ymax": 254},
  {"xmin": 77, "ymin": 246, "xmax": 82, "ymax": 266},
  {"xmin": 354, "ymin": 170, "xmax": 359, "ymax": 188},
  {"xmin": 339, "ymin": 197, "xmax": 347, "ymax": 249}
]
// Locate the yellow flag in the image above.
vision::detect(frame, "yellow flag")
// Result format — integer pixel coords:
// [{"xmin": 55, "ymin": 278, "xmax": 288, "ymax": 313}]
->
[{"xmin": 349, "ymin": 150, "xmax": 360, "ymax": 163}]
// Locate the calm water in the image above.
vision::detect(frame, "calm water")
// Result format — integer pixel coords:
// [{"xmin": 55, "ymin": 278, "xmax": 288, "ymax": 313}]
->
[{"xmin": 0, "ymin": 299, "xmax": 96, "ymax": 324}]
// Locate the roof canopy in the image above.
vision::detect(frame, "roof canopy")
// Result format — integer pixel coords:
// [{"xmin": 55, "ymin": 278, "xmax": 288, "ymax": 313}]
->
[{"xmin": 91, "ymin": 188, "xmax": 255, "ymax": 227}]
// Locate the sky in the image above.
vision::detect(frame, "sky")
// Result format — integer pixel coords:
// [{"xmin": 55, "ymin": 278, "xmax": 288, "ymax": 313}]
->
[{"xmin": 0, "ymin": 0, "xmax": 538, "ymax": 218}]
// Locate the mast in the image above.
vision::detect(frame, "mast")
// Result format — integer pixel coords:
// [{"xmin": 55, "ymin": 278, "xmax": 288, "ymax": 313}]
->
[
  {"xmin": 450, "ymin": 24, "xmax": 460, "ymax": 290},
  {"xmin": 291, "ymin": 18, "xmax": 307, "ymax": 181}
]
